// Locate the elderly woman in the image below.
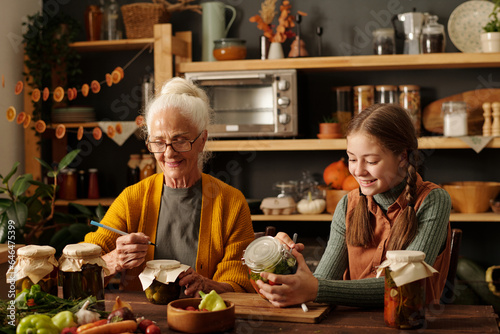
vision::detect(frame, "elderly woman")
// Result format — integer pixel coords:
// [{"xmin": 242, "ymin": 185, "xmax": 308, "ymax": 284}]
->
[{"xmin": 84, "ymin": 77, "xmax": 255, "ymax": 295}]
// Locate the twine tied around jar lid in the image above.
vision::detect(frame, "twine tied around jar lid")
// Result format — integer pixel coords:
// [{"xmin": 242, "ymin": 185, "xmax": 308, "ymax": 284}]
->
[
  {"xmin": 376, "ymin": 250, "xmax": 438, "ymax": 287},
  {"xmin": 6, "ymin": 245, "xmax": 58, "ymax": 284},
  {"xmin": 58, "ymin": 243, "xmax": 109, "ymax": 275},
  {"xmin": 139, "ymin": 259, "xmax": 190, "ymax": 290}
]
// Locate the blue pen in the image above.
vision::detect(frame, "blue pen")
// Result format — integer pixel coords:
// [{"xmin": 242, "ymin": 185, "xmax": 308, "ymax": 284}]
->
[{"xmin": 90, "ymin": 220, "xmax": 156, "ymax": 246}]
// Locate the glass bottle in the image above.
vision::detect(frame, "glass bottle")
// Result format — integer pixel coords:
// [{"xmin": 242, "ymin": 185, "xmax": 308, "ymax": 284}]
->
[
  {"xmin": 241, "ymin": 236, "xmax": 297, "ymax": 299},
  {"xmin": 127, "ymin": 154, "xmax": 141, "ymax": 186},
  {"xmin": 77, "ymin": 170, "xmax": 87, "ymax": 199},
  {"xmin": 353, "ymin": 85, "xmax": 374, "ymax": 114},
  {"xmin": 375, "ymin": 85, "xmax": 398, "ymax": 104},
  {"xmin": 140, "ymin": 154, "xmax": 156, "ymax": 180},
  {"xmin": 335, "ymin": 86, "xmax": 352, "ymax": 136},
  {"xmin": 8, "ymin": 245, "xmax": 58, "ymax": 296},
  {"xmin": 84, "ymin": 4, "xmax": 103, "ymax": 41},
  {"xmin": 88, "ymin": 168, "xmax": 100, "ymax": 199},
  {"xmin": 64, "ymin": 169, "xmax": 77, "ymax": 201},
  {"xmin": 59, "ymin": 243, "xmax": 108, "ymax": 310},
  {"xmin": 421, "ymin": 15, "xmax": 445, "ymax": 54},
  {"xmin": 442, "ymin": 101, "xmax": 468, "ymax": 137},
  {"xmin": 399, "ymin": 85, "xmax": 421, "ymax": 136},
  {"xmin": 103, "ymin": 0, "xmax": 122, "ymax": 40},
  {"xmin": 373, "ymin": 28, "xmax": 396, "ymax": 55}
]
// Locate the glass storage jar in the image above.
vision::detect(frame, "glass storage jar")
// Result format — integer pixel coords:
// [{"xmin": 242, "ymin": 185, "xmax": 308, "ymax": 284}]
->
[
  {"xmin": 7, "ymin": 245, "xmax": 58, "ymax": 296},
  {"xmin": 213, "ymin": 38, "xmax": 247, "ymax": 61},
  {"xmin": 241, "ymin": 236, "xmax": 297, "ymax": 299},
  {"xmin": 59, "ymin": 243, "xmax": 109, "ymax": 310},
  {"xmin": 442, "ymin": 101, "xmax": 468, "ymax": 137},
  {"xmin": 139, "ymin": 260, "xmax": 189, "ymax": 304},
  {"xmin": 377, "ymin": 250, "xmax": 437, "ymax": 329},
  {"xmin": 335, "ymin": 86, "xmax": 352, "ymax": 136},
  {"xmin": 375, "ymin": 85, "xmax": 398, "ymax": 104},
  {"xmin": 353, "ymin": 85, "xmax": 374, "ymax": 114},
  {"xmin": 373, "ymin": 28, "xmax": 396, "ymax": 55},
  {"xmin": 421, "ymin": 15, "xmax": 445, "ymax": 54},
  {"xmin": 399, "ymin": 85, "xmax": 421, "ymax": 135}
]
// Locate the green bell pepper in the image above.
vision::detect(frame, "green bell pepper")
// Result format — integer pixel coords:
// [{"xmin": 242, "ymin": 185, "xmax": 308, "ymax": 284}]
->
[
  {"xmin": 51, "ymin": 311, "xmax": 77, "ymax": 331},
  {"xmin": 198, "ymin": 290, "xmax": 227, "ymax": 311},
  {"xmin": 16, "ymin": 314, "xmax": 59, "ymax": 334}
]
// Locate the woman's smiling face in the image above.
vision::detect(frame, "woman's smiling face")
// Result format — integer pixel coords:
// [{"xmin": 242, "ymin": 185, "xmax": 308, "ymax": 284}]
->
[{"xmin": 346, "ymin": 132, "xmax": 407, "ymax": 196}]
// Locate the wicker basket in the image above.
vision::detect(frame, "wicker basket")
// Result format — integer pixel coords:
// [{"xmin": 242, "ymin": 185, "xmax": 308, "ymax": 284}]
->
[{"xmin": 121, "ymin": 3, "xmax": 170, "ymax": 39}]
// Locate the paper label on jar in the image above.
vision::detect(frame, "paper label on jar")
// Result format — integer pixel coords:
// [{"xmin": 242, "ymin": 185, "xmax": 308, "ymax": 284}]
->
[{"xmin": 139, "ymin": 264, "xmax": 190, "ymax": 290}]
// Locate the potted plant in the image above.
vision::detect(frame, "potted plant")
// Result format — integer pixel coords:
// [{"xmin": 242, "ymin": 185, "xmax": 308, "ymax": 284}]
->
[
  {"xmin": 317, "ymin": 115, "xmax": 343, "ymax": 139},
  {"xmin": 481, "ymin": 0, "xmax": 500, "ymax": 52},
  {"xmin": 0, "ymin": 150, "xmax": 103, "ymax": 254}
]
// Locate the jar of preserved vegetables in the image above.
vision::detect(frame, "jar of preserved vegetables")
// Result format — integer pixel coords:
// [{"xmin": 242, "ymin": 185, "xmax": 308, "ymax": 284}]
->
[
  {"xmin": 353, "ymin": 85, "xmax": 374, "ymax": 114},
  {"xmin": 59, "ymin": 243, "xmax": 109, "ymax": 309},
  {"xmin": 399, "ymin": 85, "xmax": 421, "ymax": 135},
  {"xmin": 377, "ymin": 250, "xmax": 438, "ymax": 329},
  {"xmin": 241, "ymin": 236, "xmax": 297, "ymax": 299},
  {"xmin": 7, "ymin": 245, "xmax": 58, "ymax": 296},
  {"xmin": 139, "ymin": 260, "xmax": 189, "ymax": 304}
]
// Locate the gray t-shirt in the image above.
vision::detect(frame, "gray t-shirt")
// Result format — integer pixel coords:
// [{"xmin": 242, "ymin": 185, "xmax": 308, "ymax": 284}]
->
[{"xmin": 154, "ymin": 179, "xmax": 202, "ymax": 268}]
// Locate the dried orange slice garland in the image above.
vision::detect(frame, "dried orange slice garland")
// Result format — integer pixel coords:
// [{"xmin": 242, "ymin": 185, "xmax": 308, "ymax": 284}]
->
[
  {"xmin": 105, "ymin": 73, "xmax": 113, "ymax": 87},
  {"xmin": 14, "ymin": 81, "xmax": 23, "ymax": 95},
  {"xmin": 32, "ymin": 88, "xmax": 41, "ymax": 102},
  {"xmin": 107, "ymin": 125, "xmax": 115, "ymax": 138},
  {"xmin": 55, "ymin": 124, "xmax": 66, "ymax": 139},
  {"xmin": 6, "ymin": 106, "xmax": 16, "ymax": 122},
  {"xmin": 81, "ymin": 84, "xmax": 90, "ymax": 97},
  {"xmin": 16, "ymin": 112, "xmax": 26, "ymax": 124},
  {"xmin": 93, "ymin": 126, "xmax": 103, "ymax": 140},
  {"xmin": 53, "ymin": 86, "xmax": 64, "ymax": 102},
  {"xmin": 23, "ymin": 114, "xmax": 31, "ymax": 129},
  {"xmin": 77, "ymin": 126, "xmax": 84, "ymax": 140},
  {"xmin": 35, "ymin": 120, "xmax": 46, "ymax": 133},
  {"xmin": 115, "ymin": 122, "xmax": 123, "ymax": 134},
  {"xmin": 42, "ymin": 87, "xmax": 50, "ymax": 101},
  {"xmin": 67, "ymin": 88, "xmax": 76, "ymax": 101},
  {"xmin": 91, "ymin": 80, "xmax": 101, "ymax": 94}
]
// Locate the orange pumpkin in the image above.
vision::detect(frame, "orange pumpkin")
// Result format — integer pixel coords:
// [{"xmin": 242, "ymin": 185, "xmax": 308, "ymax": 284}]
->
[
  {"xmin": 342, "ymin": 174, "xmax": 359, "ymax": 191},
  {"xmin": 323, "ymin": 158, "xmax": 350, "ymax": 189}
]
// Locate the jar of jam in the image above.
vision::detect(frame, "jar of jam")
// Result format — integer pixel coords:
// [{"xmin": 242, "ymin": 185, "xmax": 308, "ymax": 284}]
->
[
  {"xmin": 87, "ymin": 168, "xmax": 100, "ymax": 199},
  {"xmin": 353, "ymin": 85, "xmax": 374, "ymax": 114},
  {"xmin": 399, "ymin": 85, "xmax": 421, "ymax": 136},
  {"xmin": 241, "ymin": 236, "xmax": 297, "ymax": 299},
  {"xmin": 7, "ymin": 245, "xmax": 58, "ymax": 296},
  {"xmin": 377, "ymin": 250, "xmax": 437, "ymax": 329},
  {"xmin": 59, "ymin": 243, "xmax": 109, "ymax": 310},
  {"xmin": 139, "ymin": 260, "xmax": 189, "ymax": 304},
  {"xmin": 213, "ymin": 38, "xmax": 247, "ymax": 61}
]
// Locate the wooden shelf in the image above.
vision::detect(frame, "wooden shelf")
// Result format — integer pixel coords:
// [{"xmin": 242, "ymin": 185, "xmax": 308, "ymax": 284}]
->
[
  {"xmin": 69, "ymin": 39, "xmax": 153, "ymax": 52},
  {"xmin": 206, "ymin": 137, "xmax": 500, "ymax": 152},
  {"xmin": 179, "ymin": 52, "xmax": 500, "ymax": 74},
  {"xmin": 252, "ymin": 212, "xmax": 500, "ymax": 222},
  {"xmin": 55, "ymin": 198, "xmax": 115, "ymax": 206}
]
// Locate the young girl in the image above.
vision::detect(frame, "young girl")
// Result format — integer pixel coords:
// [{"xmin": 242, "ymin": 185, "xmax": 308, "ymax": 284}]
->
[{"xmin": 257, "ymin": 104, "xmax": 452, "ymax": 307}]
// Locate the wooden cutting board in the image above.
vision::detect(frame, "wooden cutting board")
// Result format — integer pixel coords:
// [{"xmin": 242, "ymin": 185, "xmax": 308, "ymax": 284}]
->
[
  {"xmin": 220, "ymin": 292, "xmax": 332, "ymax": 324},
  {"xmin": 422, "ymin": 88, "xmax": 500, "ymax": 135}
]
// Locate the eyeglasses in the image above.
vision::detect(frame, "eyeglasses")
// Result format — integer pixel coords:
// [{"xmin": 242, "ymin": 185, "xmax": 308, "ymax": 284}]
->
[{"xmin": 146, "ymin": 132, "xmax": 203, "ymax": 153}]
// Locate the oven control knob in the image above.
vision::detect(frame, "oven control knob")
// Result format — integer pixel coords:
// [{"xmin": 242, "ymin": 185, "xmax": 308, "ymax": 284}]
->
[
  {"xmin": 279, "ymin": 113, "xmax": 291, "ymax": 124},
  {"xmin": 277, "ymin": 96, "xmax": 290, "ymax": 107},
  {"xmin": 278, "ymin": 80, "xmax": 290, "ymax": 91}
]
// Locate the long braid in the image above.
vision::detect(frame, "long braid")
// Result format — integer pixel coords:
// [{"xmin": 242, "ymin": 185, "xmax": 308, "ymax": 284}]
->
[{"xmin": 347, "ymin": 189, "xmax": 373, "ymax": 247}]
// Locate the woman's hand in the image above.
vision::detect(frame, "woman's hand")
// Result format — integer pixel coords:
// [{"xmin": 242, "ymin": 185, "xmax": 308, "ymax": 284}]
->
[
  {"xmin": 102, "ymin": 232, "xmax": 150, "ymax": 276},
  {"xmin": 256, "ymin": 249, "xmax": 318, "ymax": 307},
  {"xmin": 178, "ymin": 268, "xmax": 233, "ymax": 297},
  {"xmin": 274, "ymin": 232, "xmax": 305, "ymax": 253}
]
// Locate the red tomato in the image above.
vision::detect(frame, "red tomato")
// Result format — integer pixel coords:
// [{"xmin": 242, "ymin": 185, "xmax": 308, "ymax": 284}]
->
[
  {"xmin": 185, "ymin": 306, "xmax": 196, "ymax": 311},
  {"xmin": 202, "ymin": 308, "xmax": 209, "ymax": 312},
  {"xmin": 145, "ymin": 324, "xmax": 161, "ymax": 334},
  {"xmin": 138, "ymin": 319, "xmax": 154, "ymax": 333}
]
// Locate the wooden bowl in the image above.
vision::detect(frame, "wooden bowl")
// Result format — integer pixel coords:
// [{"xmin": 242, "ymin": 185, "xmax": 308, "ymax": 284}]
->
[
  {"xmin": 167, "ymin": 298, "xmax": 235, "ymax": 333},
  {"xmin": 442, "ymin": 181, "xmax": 500, "ymax": 213}
]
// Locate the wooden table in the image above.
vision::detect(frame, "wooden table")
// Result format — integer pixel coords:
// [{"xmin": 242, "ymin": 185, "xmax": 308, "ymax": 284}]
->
[{"xmin": 105, "ymin": 291, "xmax": 499, "ymax": 333}]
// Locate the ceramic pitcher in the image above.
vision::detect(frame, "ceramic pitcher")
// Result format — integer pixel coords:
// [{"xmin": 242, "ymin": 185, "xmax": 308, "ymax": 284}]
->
[{"xmin": 202, "ymin": 1, "xmax": 236, "ymax": 62}]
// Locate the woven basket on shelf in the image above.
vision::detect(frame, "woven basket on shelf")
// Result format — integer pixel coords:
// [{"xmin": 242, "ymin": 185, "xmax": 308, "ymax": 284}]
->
[{"xmin": 121, "ymin": 3, "xmax": 171, "ymax": 39}]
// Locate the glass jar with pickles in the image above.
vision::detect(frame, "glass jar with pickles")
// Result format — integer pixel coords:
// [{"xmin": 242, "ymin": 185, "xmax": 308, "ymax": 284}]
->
[
  {"xmin": 7, "ymin": 245, "xmax": 58, "ymax": 296},
  {"xmin": 377, "ymin": 250, "xmax": 437, "ymax": 329},
  {"xmin": 241, "ymin": 236, "xmax": 297, "ymax": 299},
  {"xmin": 58, "ymin": 243, "xmax": 109, "ymax": 309},
  {"xmin": 139, "ymin": 260, "xmax": 189, "ymax": 304}
]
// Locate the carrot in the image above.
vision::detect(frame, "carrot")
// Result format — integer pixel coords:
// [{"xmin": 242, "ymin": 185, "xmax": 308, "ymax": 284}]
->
[
  {"xmin": 77, "ymin": 320, "xmax": 137, "ymax": 334},
  {"xmin": 76, "ymin": 319, "xmax": 107, "ymax": 333}
]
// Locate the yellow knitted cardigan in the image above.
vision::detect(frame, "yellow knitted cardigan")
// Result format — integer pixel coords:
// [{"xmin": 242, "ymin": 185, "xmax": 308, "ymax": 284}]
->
[{"xmin": 84, "ymin": 173, "xmax": 255, "ymax": 292}]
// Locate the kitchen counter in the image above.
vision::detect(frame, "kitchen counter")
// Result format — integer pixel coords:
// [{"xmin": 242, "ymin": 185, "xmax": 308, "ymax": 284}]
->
[{"xmin": 105, "ymin": 290, "xmax": 499, "ymax": 333}]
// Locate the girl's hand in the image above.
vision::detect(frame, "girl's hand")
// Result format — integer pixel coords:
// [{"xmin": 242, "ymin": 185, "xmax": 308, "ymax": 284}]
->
[
  {"xmin": 274, "ymin": 232, "xmax": 305, "ymax": 253},
  {"xmin": 256, "ymin": 249, "xmax": 318, "ymax": 307}
]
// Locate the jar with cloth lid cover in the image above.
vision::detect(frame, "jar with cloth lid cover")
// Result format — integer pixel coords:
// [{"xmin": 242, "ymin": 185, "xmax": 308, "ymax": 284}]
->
[
  {"xmin": 59, "ymin": 243, "xmax": 109, "ymax": 310},
  {"xmin": 241, "ymin": 236, "xmax": 297, "ymax": 299},
  {"xmin": 377, "ymin": 250, "xmax": 438, "ymax": 329},
  {"xmin": 139, "ymin": 259, "xmax": 189, "ymax": 304},
  {"xmin": 7, "ymin": 245, "xmax": 58, "ymax": 296}
]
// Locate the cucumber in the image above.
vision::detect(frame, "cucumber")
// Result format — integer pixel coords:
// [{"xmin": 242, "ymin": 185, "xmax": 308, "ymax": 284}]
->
[{"xmin": 456, "ymin": 258, "xmax": 500, "ymax": 312}]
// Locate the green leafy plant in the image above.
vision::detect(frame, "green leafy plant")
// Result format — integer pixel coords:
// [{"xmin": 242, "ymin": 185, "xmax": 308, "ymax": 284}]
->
[
  {"xmin": 483, "ymin": 0, "xmax": 500, "ymax": 32},
  {"xmin": 321, "ymin": 115, "xmax": 339, "ymax": 123},
  {"xmin": 0, "ymin": 150, "xmax": 104, "ymax": 253}
]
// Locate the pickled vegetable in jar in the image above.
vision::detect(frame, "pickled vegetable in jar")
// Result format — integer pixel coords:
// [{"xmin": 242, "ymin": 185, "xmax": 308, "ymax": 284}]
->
[
  {"xmin": 241, "ymin": 236, "xmax": 297, "ymax": 299},
  {"xmin": 59, "ymin": 243, "xmax": 109, "ymax": 310},
  {"xmin": 376, "ymin": 250, "xmax": 438, "ymax": 329},
  {"xmin": 139, "ymin": 260, "xmax": 189, "ymax": 304},
  {"xmin": 7, "ymin": 245, "xmax": 58, "ymax": 296}
]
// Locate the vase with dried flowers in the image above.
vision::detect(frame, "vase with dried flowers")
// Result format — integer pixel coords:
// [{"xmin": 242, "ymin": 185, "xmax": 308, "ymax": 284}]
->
[{"xmin": 250, "ymin": 0, "xmax": 307, "ymax": 59}]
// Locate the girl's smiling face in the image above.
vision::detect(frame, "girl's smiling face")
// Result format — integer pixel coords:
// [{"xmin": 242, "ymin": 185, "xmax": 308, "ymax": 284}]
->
[{"xmin": 346, "ymin": 132, "xmax": 407, "ymax": 196}]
